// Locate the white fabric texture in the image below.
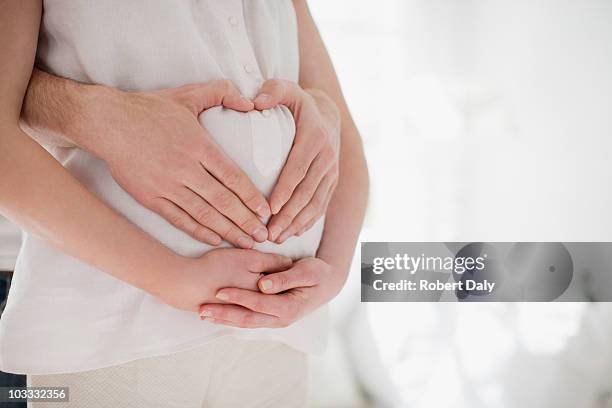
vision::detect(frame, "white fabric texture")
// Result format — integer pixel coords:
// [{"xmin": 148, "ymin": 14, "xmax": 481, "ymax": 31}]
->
[
  {"xmin": 28, "ymin": 336, "xmax": 309, "ymax": 408},
  {"xmin": 0, "ymin": 0, "xmax": 328, "ymax": 375}
]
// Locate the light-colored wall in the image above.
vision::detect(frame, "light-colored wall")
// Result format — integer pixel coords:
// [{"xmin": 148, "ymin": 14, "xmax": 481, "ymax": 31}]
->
[
  {"xmin": 310, "ymin": 0, "xmax": 612, "ymax": 242},
  {"xmin": 308, "ymin": 1, "xmax": 612, "ymax": 407}
]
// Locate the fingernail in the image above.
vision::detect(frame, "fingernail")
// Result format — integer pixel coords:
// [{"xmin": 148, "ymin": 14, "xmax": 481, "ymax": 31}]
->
[
  {"xmin": 270, "ymin": 201, "xmax": 282, "ymax": 215},
  {"xmin": 255, "ymin": 203, "xmax": 271, "ymax": 219},
  {"xmin": 277, "ymin": 230, "xmax": 292, "ymax": 243},
  {"xmin": 260, "ymin": 279, "xmax": 273, "ymax": 291},
  {"xmin": 200, "ymin": 310, "xmax": 213, "ymax": 318},
  {"xmin": 254, "ymin": 93, "xmax": 270, "ymax": 104},
  {"xmin": 240, "ymin": 95, "xmax": 254, "ymax": 108},
  {"xmin": 253, "ymin": 227, "xmax": 268, "ymax": 243},
  {"xmin": 216, "ymin": 292, "xmax": 230, "ymax": 301},
  {"xmin": 237, "ymin": 236, "xmax": 254, "ymax": 249},
  {"xmin": 268, "ymin": 225, "xmax": 282, "ymax": 242}
]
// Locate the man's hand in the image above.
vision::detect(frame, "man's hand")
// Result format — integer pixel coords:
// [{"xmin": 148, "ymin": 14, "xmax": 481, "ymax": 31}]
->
[
  {"xmin": 157, "ymin": 248, "xmax": 292, "ymax": 312},
  {"xmin": 253, "ymin": 80, "xmax": 341, "ymax": 243},
  {"xmin": 21, "ymin": 73, "xmax": 272, "ymax": 248},
  {"xmin": 198, "ymin": 257, "xmax": 342, "ymax": 328},
  {"xmin": 107, "ymin": 82, "xmax": 273, "ymax": 248}
]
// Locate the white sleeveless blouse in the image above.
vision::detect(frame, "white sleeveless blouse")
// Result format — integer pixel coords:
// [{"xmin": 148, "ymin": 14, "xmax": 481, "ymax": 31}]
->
[{"xmin": 0, "ymin": 0, "xmax": 327, "ymax": 374}]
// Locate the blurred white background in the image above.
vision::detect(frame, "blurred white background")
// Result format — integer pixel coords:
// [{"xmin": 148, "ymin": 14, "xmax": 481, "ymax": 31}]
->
[
  {"xmin": 306, "ymin": 0, "xmax": 612, "ymax": 407},
  {"xmin": 1, "ymin": 1, "xmax": 612, "ymax": 407}
]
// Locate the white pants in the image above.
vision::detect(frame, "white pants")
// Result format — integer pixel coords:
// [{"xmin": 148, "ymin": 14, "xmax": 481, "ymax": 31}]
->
[{"xmin": 28, "ymin": 336, "xmax": 309, "ymax": 408}]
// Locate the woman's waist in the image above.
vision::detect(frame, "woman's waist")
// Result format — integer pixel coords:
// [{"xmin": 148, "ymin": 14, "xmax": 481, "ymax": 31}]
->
[{"xmin": 8, "ymin": 216, "xmax": 324, "ymax": 324}]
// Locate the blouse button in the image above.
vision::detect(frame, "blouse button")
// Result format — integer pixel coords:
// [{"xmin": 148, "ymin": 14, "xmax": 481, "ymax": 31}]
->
[
  {"xmin": 228, "ymin": 16, "xmax": 239, "ymax": 27},
  {"xmin": 243, "ymin": 64, "xmax": 255, "ymax": 74},
  {"xmin": 261, "ymin": 109, "xmax": 272, "ymax": 117}
]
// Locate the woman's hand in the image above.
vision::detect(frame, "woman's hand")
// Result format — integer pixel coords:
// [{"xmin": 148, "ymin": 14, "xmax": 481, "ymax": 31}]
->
[
  {"xmin": 156, "ymin": 248, "xmax": 292, "ymax": 313},
  {"xmin": 198, "ymin": 257, "xmax": 344, "ymax": 328},
  {"xmin": 21, "ymin": 73, "xmax": 271, "ymax": 249},
  {"xmin": 253, "ymin": 80, "xmax": 341, "ymax": 243}
]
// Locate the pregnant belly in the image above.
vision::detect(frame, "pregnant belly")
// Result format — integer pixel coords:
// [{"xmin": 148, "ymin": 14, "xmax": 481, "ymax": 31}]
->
[
  {"xmin": 199, "ymin": 105, "xmax": 294, "ymax": 197},
  {"xmin": 55, "ymin": 105, "xmax": 324, "ymax": 260}
]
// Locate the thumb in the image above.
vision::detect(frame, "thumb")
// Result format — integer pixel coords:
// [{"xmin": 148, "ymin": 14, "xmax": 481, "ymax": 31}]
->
[
  {"xmin": 253, "ymin": 79, "xmax": 300, "ymax": 111},
  {"xmin": 257, "ymin": 262, "xmax": 319, "ymax": 294},
  {"xmin": 246, "ymin": 251, "xmax": 293, "ymax": 273},
  {"xmin": 183, "ymin": 80, "xmax": 254, "ymax": 114}
]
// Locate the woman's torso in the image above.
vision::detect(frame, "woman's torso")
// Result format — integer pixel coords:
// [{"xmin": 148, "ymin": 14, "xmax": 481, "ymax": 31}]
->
[{"xmin": 0, "ymin": 0, "xmax": 327, "ymax": 375}]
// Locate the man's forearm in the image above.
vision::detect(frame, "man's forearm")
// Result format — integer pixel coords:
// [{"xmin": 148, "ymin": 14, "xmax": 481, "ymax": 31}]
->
[{"xmin": 20, "ymin": 68, "xmax": 117, "ymax": 156}]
